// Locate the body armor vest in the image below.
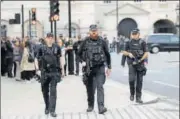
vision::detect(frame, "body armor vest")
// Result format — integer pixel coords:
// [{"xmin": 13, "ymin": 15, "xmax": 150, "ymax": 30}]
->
[
  {"xmin": 128, "ymin": 39, "xmax": 144, "ymax": 58},
  {"xmin": 41, "ymin": 44, "xmax": 60, "ymax": 71},
  {"xmin": 85, "ymin": 38, "xmax": 105, "ymax": 67}
]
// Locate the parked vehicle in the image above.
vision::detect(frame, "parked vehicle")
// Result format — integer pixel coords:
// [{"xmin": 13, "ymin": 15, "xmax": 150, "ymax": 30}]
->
[{"xmin": 146, "ymin": 33, "xmax": 179, "ymax": 54}]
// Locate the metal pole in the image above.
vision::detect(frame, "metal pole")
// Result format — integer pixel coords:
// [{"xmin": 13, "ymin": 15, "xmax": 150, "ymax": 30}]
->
[
  {"xmin": 54, "ymin": 21, "xmax": 57, "ymax": 42},
  {"xmin": 68, "ymin": 0, "xmax": 71, "ymax": 38},
  {"xmin": 116, "ymin": 0, "xmax": 119, "ymax": 37},
  {"xmin": 21, "ymin": 5, "xmax": 24, "ymax": 39},
  {"xmin": 67, "ymin": 0, "xmax": 74, "ymax": 75},
  {"xmin": 29, "ymin": 10, "xmax": 31, "ymax": 39},
  {"xmin": 51, "ymin": 21, "xmax": 53, "ymax": 33}
]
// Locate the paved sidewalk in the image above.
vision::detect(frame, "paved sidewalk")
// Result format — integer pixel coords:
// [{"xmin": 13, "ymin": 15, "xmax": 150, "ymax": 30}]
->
[{"xmin": 1, "ymin": 75, "xmax": 179, "ymax": 119}]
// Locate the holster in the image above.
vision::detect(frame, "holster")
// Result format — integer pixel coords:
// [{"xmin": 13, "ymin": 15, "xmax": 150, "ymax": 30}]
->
[{"xmin": 134, "ymin": 63, "xmax": 147, "ymax": 76}]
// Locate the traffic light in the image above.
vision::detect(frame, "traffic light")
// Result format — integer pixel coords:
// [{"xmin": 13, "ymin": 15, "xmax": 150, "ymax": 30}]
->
[
  {"xmin": 50, "ymin": 0, "xmax": 59, "ymax": 21},
  {"xmin": 31, "ymin": 8, "xmax": 36, "ymax": 24},
  {"xmin": 9, "ymin": 13, "xmax": 21, "ymax": 24}
]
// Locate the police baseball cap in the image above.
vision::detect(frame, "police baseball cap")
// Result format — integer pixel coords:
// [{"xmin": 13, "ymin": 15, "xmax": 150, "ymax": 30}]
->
[
  {"xmin": 131, "ymin": 28, "xmax": 140, "ymax": 35},
  {"xmin": 46, "ymin": 32, "xmax": 54, "ymax": 37},
  {"xmin": 89, "ymin": 24, "xmax": 98, "ymax": 31}
]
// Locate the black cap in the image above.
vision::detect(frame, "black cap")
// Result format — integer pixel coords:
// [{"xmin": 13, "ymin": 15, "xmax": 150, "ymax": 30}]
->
[
  {"xmin": 131, "ymin": 28, "xmax": 140, "ymax": 35},
  {"xmin": 89, "ymin": 24, "xmax": 98, "ymax": 31},
  {"xmin": 46, "ymin": 32, "xmax": 53, "ymax": 37}
]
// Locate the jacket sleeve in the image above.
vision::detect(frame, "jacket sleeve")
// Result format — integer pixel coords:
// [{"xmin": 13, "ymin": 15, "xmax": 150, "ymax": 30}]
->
[
  {"xmin": 121, "ymin": 55, "xmax": 126, "ymax": 67},
  {"xmin": 102, "ymin": 40, "xmax": 111, "ymax": 69},
  {"xmin": 77, "ymin": 39, "xmax": 86, "ymax": 62}
]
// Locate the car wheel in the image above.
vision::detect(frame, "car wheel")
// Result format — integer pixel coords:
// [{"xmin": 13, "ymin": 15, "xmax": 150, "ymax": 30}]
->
[{"xmin": 151, "ymin": 46, "xmax": 160, "ymax": 54}]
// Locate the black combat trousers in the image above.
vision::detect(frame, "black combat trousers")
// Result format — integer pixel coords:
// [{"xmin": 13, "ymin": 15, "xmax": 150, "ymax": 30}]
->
[
  {"xmin": 86, "ymin": 65, "xmax": 106, "ymax": 111},
  {"xmin": 41, "ymin": 76, "xmax": 57, "ymax": 113},
  {"xmin": 128, "ymin": 64, "xmax": 143, "ymax": 98},
  {"xmin": 6, "ymin": 58, "xmax": 14, "ymax": 77},
  {"xmin": 75, "ymin": 54, "xmax": 80, "ymax": 75},
  {"xmin": 67, "ymin": 49, "xmax": 74, "ymax": 74},
  {"xmin": 1, "ymin": 55, "xmax": 7, "ymax": 76}
]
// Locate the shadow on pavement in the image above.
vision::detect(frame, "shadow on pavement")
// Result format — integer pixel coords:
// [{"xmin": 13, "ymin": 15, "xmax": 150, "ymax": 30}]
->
[{"xmin": 133, "ymin": 98, "xmax": 160, "ymax": 106}]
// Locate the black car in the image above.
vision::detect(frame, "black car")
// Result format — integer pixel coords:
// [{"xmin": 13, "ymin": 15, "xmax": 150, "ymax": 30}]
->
[{"xmin": 146, "ymin": 34, "xmax": 179, "ymax": 54}]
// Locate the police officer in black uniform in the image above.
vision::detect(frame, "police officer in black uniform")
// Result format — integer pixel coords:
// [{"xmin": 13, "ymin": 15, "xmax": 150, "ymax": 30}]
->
[
  {"xmin": 122, "ymin": 28, "xmax": 148, "ymax": 103},
  {"xmin": 73, "ymin": 35, "xmax": 83, "ymax": 76},
  {"xmin": 35, "ymin": 33, "xmax": 61, "ymax": 117},
  {"xmin": 78, "ymin": 24, "xmax": 111, "ymax": 114}
]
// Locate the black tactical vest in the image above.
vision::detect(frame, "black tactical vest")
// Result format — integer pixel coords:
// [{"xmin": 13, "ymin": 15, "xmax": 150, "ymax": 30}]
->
[
  {"xmin": 41, "ymin": 44, "xmax": 60, "ymax": 71},
  {"xmin": 127, "ymin": 39, "xmax": 144, "ymax": 64},
  {"xmin": 128, "ymin": 39, "xmax": 144, "ymax": 57},
  {"xmin": 85, "ymin": 38, "xmax": 105, "ymax": 67}
]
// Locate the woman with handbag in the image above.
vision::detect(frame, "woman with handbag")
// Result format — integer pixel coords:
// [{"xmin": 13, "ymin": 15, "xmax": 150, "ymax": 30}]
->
[{"xmin": 20, "ymin": 41, "xmax": 36, "ymax": 82}]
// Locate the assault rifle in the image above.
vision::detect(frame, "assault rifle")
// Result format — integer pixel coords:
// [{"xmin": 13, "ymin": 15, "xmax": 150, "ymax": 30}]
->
[{"xmin": 82, "ymin": 51, "xmax": 93, "ymax": 85}]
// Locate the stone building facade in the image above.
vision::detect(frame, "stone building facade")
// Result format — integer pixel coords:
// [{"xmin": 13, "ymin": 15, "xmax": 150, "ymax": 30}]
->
[{"xmin": 1, "ymin": 1, "xmax": 179, "ymax": 41}]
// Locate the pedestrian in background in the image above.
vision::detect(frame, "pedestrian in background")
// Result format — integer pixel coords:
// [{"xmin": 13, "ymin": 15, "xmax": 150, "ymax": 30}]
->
[
  {"xmin": 12, "ymin": 39, "xmax": 22, "ymax": 80},
  {"xmin": 5, "ymin": 37, "xmax": 14, "ymax": 78},
  {"xmin": 73, "ymin": 35, "xmax": 83, "ymax": 76},
  {"xmin": 20, "ymin": 40, "xmax": 36, "ymax": 82},
  {"xmin": 57, "ymin": 38, "xmax": 66, "ymax": 78}
]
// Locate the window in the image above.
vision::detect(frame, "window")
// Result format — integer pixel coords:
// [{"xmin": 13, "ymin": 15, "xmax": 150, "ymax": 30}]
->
[
  {"xmin": 71, "ymin": 27, "xmax": 76, "ymax": 38},
  {"xmin": 148, "ymin": 35, "xmax": 170, "ymax": 43},
  {"xmin": 27, "ymin": 24, "xmax": 37, "ymax": 39},
  {"xmin": 170, "ymin": 36, "xmax": 179, "ymax": 43},
  {"xmin": 104, "ymin": 0, "xmax": 111, "ymax": 3}
]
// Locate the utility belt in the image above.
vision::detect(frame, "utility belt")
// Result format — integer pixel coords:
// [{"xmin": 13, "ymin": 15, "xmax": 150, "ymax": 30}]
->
[
  {"xmin": 132, "ymin": 60, "xmax": 147, "ymax": 75},
  {"xmin": 91, "ymin": 61, "xmax": 104, "ymax": 68},
  {"xmin": 44, "ymin": 65, "xmax": 59, "ymax": 73}
]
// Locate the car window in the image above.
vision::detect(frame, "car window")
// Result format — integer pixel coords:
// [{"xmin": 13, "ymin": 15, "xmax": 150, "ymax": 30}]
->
[
  {"xmin": 170, "ymin": 36, "xmax": 179, "ymax": 43},
  {"xmin": 148, "ymin": 35, "xmax": 170, "ymax": 43}
]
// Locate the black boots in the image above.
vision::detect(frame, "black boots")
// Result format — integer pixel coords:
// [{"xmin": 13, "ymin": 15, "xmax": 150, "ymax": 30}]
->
[
  {"xmin": 99, "ymin": 107, "xmax": 107, "ymax": 114},
  {"xmin": 45, "ymin": 109, "xmax": 49, "ymax": 115},
  {"xmin": 136, "ymin": 97, "xmax": 143, "ymax": 104},
  {"xmin": 130, "ymin": 95, "xmax": 143, "ymax": 103},
  {"xmin": 130, "ymin": 95, "xmax": 134, "ymax": 101},
  {"xmin": 87, "ymin": 106, "xmax": 94, "ymax": 112},
  {"xmin": 45, "ymin": 108, "xmax": 57, "ymax": 117},
  {"xmin": 50, "ymin": 112, "xmax": 57, "ymax": 117}
]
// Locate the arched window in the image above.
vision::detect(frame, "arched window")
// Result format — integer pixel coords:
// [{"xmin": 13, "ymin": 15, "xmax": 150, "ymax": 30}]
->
[
  {"xmin": 27, "ymin": 24, "xmax": 37, "ymax": 39},
  {"xmin": 71, "ymin": 27, "xmax": 76, "ymax": 38}
]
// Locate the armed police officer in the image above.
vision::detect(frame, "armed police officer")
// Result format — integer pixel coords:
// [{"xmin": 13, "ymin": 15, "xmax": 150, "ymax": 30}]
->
[
  {"xmin": 78, "ymin": 24, "xmax": 111, "ymax": 114},
  {"xmin": 122, "ymin": 28, "xmax": 148, "ymax": 103},
  {"xmin": 35, "ymin": 33, "xmax": 61, "ymax": 117}
]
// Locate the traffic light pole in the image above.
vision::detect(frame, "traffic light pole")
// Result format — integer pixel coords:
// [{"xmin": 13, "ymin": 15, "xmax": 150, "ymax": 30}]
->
[
  {"xmin": 54, "ymin": 21, "xmax": 56, "ymax": 41},
  {"xmin": 29, "ymin": 10, "xmax": 31, "ymax": 39},
  {"xmin": 21, "ymin": 5, "xmax": 24, "ymax": 39},
  {"xmin": 68, "ymin": 0, "xmax": 71, "ymax": 38},
  {"xmin": 51, "ymin": 21, "xmax": 53, "ymax": 33},
  {"xmin": 116, "ymin": 0, "xmax": 119, "ymax": 37},
  {"xmin": 67, "ymin": 0, "xmax": 74, "ymax": 75}
]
